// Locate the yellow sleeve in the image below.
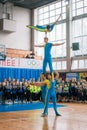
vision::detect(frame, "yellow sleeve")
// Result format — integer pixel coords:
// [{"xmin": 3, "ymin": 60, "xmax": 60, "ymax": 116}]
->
[{"xmin": 44, "ymin": 79, "xmax": 50, "ymax": 89}]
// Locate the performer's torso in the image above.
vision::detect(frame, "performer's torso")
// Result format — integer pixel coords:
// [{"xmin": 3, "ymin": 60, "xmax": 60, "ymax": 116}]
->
[
  {"xmin": 49, "ymin": 80, "xmax": 56, "ymax": 93},
  {"xmin": 44, "ymin": 43, "xmax": 52, "ymax": 59}
]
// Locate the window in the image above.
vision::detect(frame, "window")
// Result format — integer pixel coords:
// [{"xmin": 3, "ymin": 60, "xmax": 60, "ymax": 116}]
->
[
  {"xmin": 85, "ymin": 59, "xmax": 87, "ymax": 68},
  {"xmin": 79, "ymin": 60, "xmax": 84, "ymax": 69},
  {"xmin": 71, "ymin": 59, "xmax": 87, "ymax": 70},
  {"xmin": 35, "ymin": 0, "xmax": 87, "ymax": 71},
  {"xmin": 36, "ymin": 1, "xmax": 66, "ymax": 58},
  {"xmin": 71, "ymin": 60, "xmax": 78, "ymax": 70},
  {"xmin": 62, "ymin": 61, "xmax": 67, "ymax": 70},
  {"xmin": 72, "ymin": 18, "xmax": 87, "ymax": 56},
  {"xmin": 72, "ymin": 0, "xmax": 87, "ymax": 16},
  {"xmin": 56, "ymin": 62, "xmax": 61, "ymax": 70}
]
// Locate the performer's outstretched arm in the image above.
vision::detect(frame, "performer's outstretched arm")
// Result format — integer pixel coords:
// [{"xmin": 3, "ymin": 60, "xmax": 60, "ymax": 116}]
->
[
  {"xmin": 54, "ymin": 14, "xmax": 61, "ymax": 25},
  {"xmin": 52, "ymin": 42, "xmax": 65, "ymax": 46},
  {"xmin": 31, "ymin": 82, "xmax": 46, "ymax": 86},
  {"xmin": 31, "ymin": 80, "xmax": 50, "ymax": 89},
  {"xmin": 34, "ymin": 45, "xmax": 44, "ymax": 47}
]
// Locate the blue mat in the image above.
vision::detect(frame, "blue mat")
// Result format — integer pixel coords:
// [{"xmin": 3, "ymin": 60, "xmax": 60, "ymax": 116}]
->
[{"xmin": 0, "ymin": 102, "xmax": 65, "ymax": 113}]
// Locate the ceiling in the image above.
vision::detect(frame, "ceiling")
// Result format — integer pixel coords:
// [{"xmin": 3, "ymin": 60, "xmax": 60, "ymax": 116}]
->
[{"xmin": 0, "ymin": 0, "xmax": 58, "ymax": 9}]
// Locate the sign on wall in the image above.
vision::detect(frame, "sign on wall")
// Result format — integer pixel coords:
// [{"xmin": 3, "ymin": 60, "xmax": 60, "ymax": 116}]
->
[
  {"xmin": 0, "ymin": 57, "xmax": 43, "ymax": 69},
  {"xmin": 66, "ymin": 73, "xmax": 79, "ymax": 81},
  {"xmin": 80, "ymin": 72, "xmax": 87, "ymax": 78}
]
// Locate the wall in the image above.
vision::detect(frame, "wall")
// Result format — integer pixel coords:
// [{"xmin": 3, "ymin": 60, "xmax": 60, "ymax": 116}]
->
[
  {"xmin": 6, "ymin": 48, "xmax": 32, "ymax": 58},
  {"xmin": 6, "ymin": 48, "xmax": 42, "ymax": 59},
  {"xmin": 0, "ymin": 5, "xmax": 31, "ymax": 50}
]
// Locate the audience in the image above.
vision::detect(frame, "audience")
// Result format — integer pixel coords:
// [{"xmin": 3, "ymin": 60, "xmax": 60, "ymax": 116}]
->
[{"xmin": 0, "ymin": 77, "xmax": 87, "ymax": 104}]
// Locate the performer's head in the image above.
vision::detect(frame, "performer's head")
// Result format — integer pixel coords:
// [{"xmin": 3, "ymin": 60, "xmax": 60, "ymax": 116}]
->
[
  {"xmin": 47, "ymin": 25, "xmax": 50, "ymax": 31},
  {"xmin": 40, "ymin": 73, "xmax": 46, "ymax": 80},
  {"xmin": 46, "ymin": 72, "xmax": 52, "ymax": 80},
  {"xmin": 44, "ymin": 37, "xmax": 48, "ymax": 43}
]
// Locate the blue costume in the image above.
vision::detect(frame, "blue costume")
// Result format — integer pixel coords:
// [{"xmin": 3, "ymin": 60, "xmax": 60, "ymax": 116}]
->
[
  {"xmin": 27, "ymin": 15, "xmax": 61, "ymax": 34},
  {"xmin": 41, "ymin": 85, "xmax": 48, "ymax": 104},
  {"xmin": 27, "ymin": 23, "xmax": 54, "ymax": 32},
  {"xmin": 36, "ymin": 24, "xmax": 54, "ymax": 32},
  {"xmin": 43, "ymin": 79, "xmax": 59, "ymax": 116},
  {"xmin": 43, "ymin": 43, "xmax": 53, "ymax": 73}
]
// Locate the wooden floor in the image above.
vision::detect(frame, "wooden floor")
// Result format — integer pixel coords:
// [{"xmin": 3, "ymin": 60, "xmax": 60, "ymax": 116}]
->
[{"xmin": 0, "ymin": 103, "xmax": 87, "ymax": 130}]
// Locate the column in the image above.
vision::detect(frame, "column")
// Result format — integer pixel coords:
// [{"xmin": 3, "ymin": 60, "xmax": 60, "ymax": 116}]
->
[{"xmin": 66, "ymin": 0, "xmax": 72, "ymax": 72}]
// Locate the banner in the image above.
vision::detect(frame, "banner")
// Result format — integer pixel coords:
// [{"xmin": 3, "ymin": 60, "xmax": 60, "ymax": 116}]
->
[
  {"xmin": 66, "ymin": 73, "xmax": 79, "ymax": 81},
  {"xmin": 80, "ymin": 72, "xmax": 87, "ymax": 78},
  {"xmin": 0, "ymin": 57, "xmax": 43, "ymax": 69}
]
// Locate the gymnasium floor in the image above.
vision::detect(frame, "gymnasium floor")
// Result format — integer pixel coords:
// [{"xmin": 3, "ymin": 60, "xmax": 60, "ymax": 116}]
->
[{"xmin": 0, "ymin": 103, "xmax": 87, "ymax": 130}]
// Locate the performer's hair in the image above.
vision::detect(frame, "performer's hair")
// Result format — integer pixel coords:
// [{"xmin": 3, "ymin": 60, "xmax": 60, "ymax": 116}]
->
[
  {"xmin": 46, "ymin": 72, "xmax": 52, "ymax": 79},
  {"xmin": 44, "ymin": 37, "xmax": 48, "ymax": 40},
  {"xmin": 47, "ymin": 25, "xmax": 50, "ymax": 30},
  {"xmin": 41, "ymin": 72, "xmax": 46, "ymax": 76}
]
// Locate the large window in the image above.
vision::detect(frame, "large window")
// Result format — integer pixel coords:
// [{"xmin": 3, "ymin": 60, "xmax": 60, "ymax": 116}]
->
[
  {"xmin": 38, "ymin": 1, "xmax": 66, "ymax": 25},
  {"xmin": 46, "ymin": 61, "xmax": 67, "ymax": 71},
  {"xmin": 72, "ymin": 0, "xmax": 87, "ymax": 70},
  {"xmin": 35, "ymin": 1, "xmax": 66, "ymax": 59},
  {"xmin": 34, "ymin": 0, "xmax": 87, "ymax": 71},
  {"xmin": 72, "ymin": 18, "xmax": 87, "ymax": 56},
  {"xmin": 72, "ymin": 0, "xmax": 87, "ymax": 56},
  {"xmin": 71, "ymin": 59, "xmax": 87, "ymax": 70},
  {"xmin": 72, "ymin": 0, "xmax": 87, "ymax": 16}
]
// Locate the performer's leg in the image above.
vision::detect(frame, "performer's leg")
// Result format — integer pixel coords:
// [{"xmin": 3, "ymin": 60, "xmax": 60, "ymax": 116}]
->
[
  {"xmin": 51, "ymin": 93, "xmax": 58, "ymax": 114},
  {"xmin": 42, "ymin": 93, "xmax": 45, "ymax": 105},
  {"xmin": 43, "ymin": 59, "xmax": 47, "ymax": 74},
  {"xmin": 52, "ymin": 93, "xmax": 61, "ymax": 116},
  {"xmin": 42, "ymin": 91, "xmax": 50, "ymax": 116},
  {"xmin": 45, "ymin": 32, "xmax": 47, "ymax": 37},
  {"xmin": 48, "ymin": 58, "xmax": 53, "ymax": 73}
]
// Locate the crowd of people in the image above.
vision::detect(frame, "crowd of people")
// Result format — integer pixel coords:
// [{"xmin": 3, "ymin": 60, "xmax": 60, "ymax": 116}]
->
[
  {"xmin": 55, "ymin": 78, "xmax": 87, "ymax": 103},
  {"xmin": 0, "ymin": 78, "xmax": 41, "ymax": 104},
  {"xmin": 0, "ymin": 77, "xmax": 87, "ymax": 104}
]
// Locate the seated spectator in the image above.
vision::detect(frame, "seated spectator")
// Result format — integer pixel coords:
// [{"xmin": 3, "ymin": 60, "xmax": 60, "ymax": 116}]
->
[
  {"xmin": 12, "ymin": 82, "xmax": 17, "ymax": 104},
  {"xmin": 5, "ymin": 82, "xmax": 12, "ymax": 104},
  {"xmin": 17, "ymin": 82, "xmax": 23, "ymax": 103},
  {"xmin": 0, "ymin": 82, "xmax": 3, "ymax": 104}
]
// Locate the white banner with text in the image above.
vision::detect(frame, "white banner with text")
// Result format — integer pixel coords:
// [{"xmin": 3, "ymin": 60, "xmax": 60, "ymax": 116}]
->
[{"xmin": 0, "ymin": 58, "xmax": 42, "ymax": 69}]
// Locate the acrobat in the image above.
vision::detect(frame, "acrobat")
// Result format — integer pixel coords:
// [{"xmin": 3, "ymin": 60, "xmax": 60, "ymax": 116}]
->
[
  {"xmin": 26, "ymin": 14, "xmax": 61, "ymax": 36},
  {"xmin": 31, "ymin": 72, "xmax": 61, "ymax": 117},
  {"xmin": 35, "ymin": 37, "xmax": 65, "ymax": 74}
]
